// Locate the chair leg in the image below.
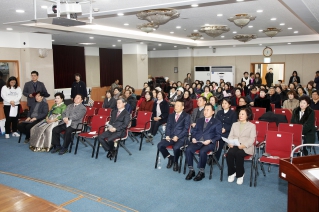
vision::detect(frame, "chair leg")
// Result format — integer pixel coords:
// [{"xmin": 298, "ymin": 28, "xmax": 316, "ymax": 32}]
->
[
  {"xmin": 92, "ymin": 138, "xmax": 97, "ymax": 158},
  {"xmin": 220, "ymin": 154, "xmax": 225, "ymax": 181},
  {"xmin": 183, "ymin": 157, "xmax": 187, "ymax": 175},
  {"xmin": 268, "ymin": 164, "xmax": 271, "ymax": 172},
  {"xmin": 18, "ymin": 134, "xmax": 22, "ymax": 143},
  {"xmin": 260, "ymin": 161, "xmax": 266, "ymax": 176},
  {"xmin": 179, "ymin": 150, "xmax": 183, "ymax": 173},
  {"xmin": 155, "ymin": 149, "xmax": 159, "ymax": 169},
  {"xmin": 114, "ymin": 143, "xmax": 119, "ymax": 163},
  {"xmin": 95, "ymin": 141, "xmax": 100, "ymax": 159},
  {"xmin": 254, "ymin": 159, "xmax": 258, "ymax": 187},
  {"xmin": 139, "ymin": 133, "xmax": 144, "ymax": 151},
  {"xmin": 119, "ymin": 140, "xmax": 132, "ymax": 155},
  {"xmin": 313, "ymin": 147, "xmax": 317, "ymax": 155},
  {"xmin": 209, "ymin": 156, "xmax": 213, "ymax": 180},
  {"xmin": 74, "ymin": 136, "xmax": 81, "ymax": 155},
  {"xmin": 250, "ymin": 158, "xmax": 254, "ymax": 187}
]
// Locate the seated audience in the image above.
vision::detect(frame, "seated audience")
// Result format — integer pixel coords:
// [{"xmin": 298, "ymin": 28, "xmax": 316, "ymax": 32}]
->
[
  {"xmin": 1, "ymin": 76, "xmax": 22, "ymax": 139},
  {"xmin": 231, "ymin": 88, "xmax": 242, "ymax": 106},
  {"xmin": 185, "ymin": 103, "xmax": 222, "ymax": 181},
  {"xmin": 183, "ymin": 90, "xmax": 193, "ymax": 114},
  {"xmin": 215, "ymin": 87, "xmax": 224, "ymax": 104},
  {"xmin": 288, "ymin": 83, "xmax": 296, "ymax": 91},
  {"xmin": 215, "ymin": 98, "xmax": 237, "ymax": 160},
  {"xmin": 254, "ymin": 72, "xmax": 262, "ymax": 87},
  {"xmin": 124, "ymin": 90, "xmax": 137, "ymax": 111},
  {"xmin": 137, "ymin": 91, "xmax": 154, "ymax": 112},
  {"xmin": 152, "ymin": 89, "xmax": 158, "ymax": 101},
  {"xmin": 51, "ymin": 94, "xmax": 87, "ymax": 155},
  {"xmin": 113, "ymin": 87, "xmax": 121, "ymax": 100},
  {"xmin": 157, "ymin": 100, "xmax": 190, "ymax": 172},
  {"xmin": 282, "ymin": 90, "xmax": 299, "ymax": 111},
  {"xmin": 227, "ymin": 107, "xmax": 256, "ymax": 185},
  {"xmin": 247, "ymin": 86, "xmax": 258, "ymax": 106},
  {"xmin": 17, "ymin": 92, "xmax": 49, "ymax": 143},
  {"xmin": 188, "ymin": 87, "xmax": 197, "ymax": 99},
  {"xmin": 223, "ymin": 83, "xmax": 232, "ymax": 98},
  {"xmin": 97, "ymin": 98, "xmax": 131, "ymax": 159},
  {"xmin": 209, "ymin": 96, "xmax": 221, "ymax": 116},
  {"xmin": 191, "ymin": 97, "xmax": 206, "ymax": 128},
  {"xmin": 236, "ymin": 97, "xmax": 249, "ymax": 117},
  {"xmin": 305, "ymin": 82, "xmax": 316, "ymax": 96},
  {"xmin": 310, "ymin": 90, "xmax": 319, "ymax": 110},
  {"xmin": 169, "ymin": 87, "xmax": 183, "ymax": 106},
  {"xmin": 169, "ymin": 87, "xmax": 177, "ymax": 99},
  {"xmin": 148, "ymin": 91, "xmax": 169, "ymax": 138},
  {"xmin": 289, "ymin": 71, "xmax": 301, "ymax": 84},
  {"xmin": 102, "ymin": 91, "xmax": 116, "ymax": 109},
  {"xmin": 291, "ymin": 96, "xmax": 316, "ymax": 156},
  {"xmin": 29, "ymin": 93, "xmax": 66, "ymax": 152},
  {"xmin": 268, "ymin": 87, "xmax": 281, "ymax": 108},
  {"xmin": 296, "ymin": 86, "xmax": 306, "ymax": 98},
  {"xmin": 276, "ymin": 86, "xmax": 286, "ymax": 104},
  {"xmin": 254, "ymin": 89, "xmax": 271, "ymax": 112},
  {"xmin": 201, "ymin": 86, "xmax": 213, "ymax": 100},
  {"xmin": 128, "ymin": 87, "xmax": 137, "ymax": 99},
  {"xmin": 194, "ymin": 84, "xmax": 203, "ymax": 95}
]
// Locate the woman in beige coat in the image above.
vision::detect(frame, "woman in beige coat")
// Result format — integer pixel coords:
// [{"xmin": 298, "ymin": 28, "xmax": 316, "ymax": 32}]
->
[
  {"xmin": 226, "ymin": 107, "xmax": 256, "ymax": 185},
  {"xmin": 282, "ymin": 90, "xmax": 299, "ymax": 112}
]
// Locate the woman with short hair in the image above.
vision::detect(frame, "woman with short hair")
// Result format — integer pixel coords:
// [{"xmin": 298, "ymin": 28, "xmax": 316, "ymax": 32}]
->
[{"xmin": 103, "ymin": 91, "xmax": 116, "ymax": 109}]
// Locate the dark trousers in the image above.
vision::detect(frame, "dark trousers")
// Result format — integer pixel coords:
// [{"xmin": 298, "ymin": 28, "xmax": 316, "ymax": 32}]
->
[
  {"xmin": 215, "ymin": 139, "xmax": 225, "ymax": 161},
  {"xmin": 226, "ymin": 146, "xmax": 248, "ymax": 178},
  {"xmin": 3, "ymin": 105, "xmax": 20, "ymax": 134},
  {"xmin": 98, "ymin": 130, "xmax": 122, "ymax": 152},
  {"xmin": 52, "ymin": 124, "xmax": 74, "ymax": 149},
  {"xmin": 17, "ymin": 119, "xmax": 42, "ymax": 139},
  {"xmin": 185, "ymin": 142, "xmax": 214, "ymax": 169},
  {"xmin": 157, "ymin": 138, "xmax": 184, "ymax": 162},
  {"xmin": 150, "ymin": 120, "xmax": 164, "ymax": 136}
]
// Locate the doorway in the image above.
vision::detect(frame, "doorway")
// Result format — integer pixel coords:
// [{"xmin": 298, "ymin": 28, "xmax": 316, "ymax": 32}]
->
[{"xmin": 250, "ymin": 62, "xmax": 285, "ymax": 85}]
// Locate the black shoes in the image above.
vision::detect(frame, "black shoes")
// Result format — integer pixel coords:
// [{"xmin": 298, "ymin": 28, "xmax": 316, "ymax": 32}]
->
[
  {"xmin": 107, "ymin": 150, "xmax": 116, "ymax": 160},
  {"xmin": 51, "ymin": 146, "xmax": 62, "ymax": 154},
  {"xmin": 193, "ymin": 171, "xmax": 205, "ymax": 181},
  {"xmin": 58, "ymin": 148, "xmax": 68, "ymax": 155},
  {"xmin": 185, "ymin": 170, "xmax": 195, "ymax": 180},
  {"xmin": 166, "ymin": 156, "xmax": 174, "ymax": 168},
  {"xmin": 24, "ymin": 138, "xmax": 30, "ymax": 144},
  {"xmin": 173, "ymin": 162, "xmax": 179, "ymax": 172}
]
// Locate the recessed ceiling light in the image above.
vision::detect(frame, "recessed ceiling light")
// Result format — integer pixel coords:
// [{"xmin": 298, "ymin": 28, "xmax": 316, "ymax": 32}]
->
[
  {"xmin": 248, "ymin": 25, "xmax": 253, "ymax": 28},
  {"xmin": 200, "ymin": 37, "xmax": 204, "ymax": 39},
  {"xmin": 124, "ymin": 23, "xmax": 129, "ymax": 26},
  {"xmin": 158, "ymin": 44, "xmax": 162, "ymax": 46},
  {"xmin": 193, "ymin": 29, "xmax": 198, "ymax": 32},
  {"xmin": 118, "ymin": 40, "xmax": 121, "ymax": 42},
  {"xmin": 287, "ymin": 43, "xmax": 291, "ymax": 44},
  {"xmin": 257, "ymin": 10, "xmax": 263, "ymax": 13},
  {"xmin": 259, "ymin": 44, "xmax": 262, "ymax": 46},
  {"xmin": 221, "ymin": 36, "xmax": 225, "ymax": 38},
  {"xmin": 176, "ymin": 26, "xmax": 181, "ymax": 29},
  {"xmin": 89, "ymin": 37, "xmax": 94, "ymax": 39},
  {"xmin": 280, "ymin": 23, "xmax": 285, "ymax": 26},
  {"xmin": 288, "ymin": 27, "xmax": 292, "ymax": 30},
  {"xmin": 233, "ymin": 31, "xmax": 237, "ymax": 34},
  {"xmin": 237, "ymin": 0, "xmax": 244, "ymax": 1},
  {"xmin": 204, "ymin": 24, "xmax": 210, "ymax": 26},
  {"xmin": 191, "ymin": 4, "xmax": 198, "ymax": 7},
  {"xmin": 6, "ymin": 28, "xmax": 13, "ymax": 31},
  {"xmin": 117, "ymin": 13, "xmax": 124, "ymax": 16},
  {"xmin": 259, "ymin": 29, "xmax": 263, "ymax": 32},
  {"xmin": 78, "ymin": 43, "xmax": 96, "ymax": 45},
  {"xmin": 174, "ymin": 46, "xmax": 177, "ymax": 47},
  {"xmin": 170, "ymin": 31, "xmax": 174, "ymax": 34},
  {"xmin": 271, "ymin": 18, "xmax": 277, "ymax": 21},
  {"xmin": 153, "ymin": 48, "xmax": 156, "ymax": 50},
  {"xmin": 41, "ymin": 6, "xmax": 48, "ymax": 9},
  {"xmin": 294, "ymin": 31, "xmax": 298, "ymax": 33},
  {"xmin": 52, "ymin": 40, "xmax": 55, "ymax": 42},
  {"xmin": 217, "ymin": 14, "xmax": 223, "ymax": 17},
  {"xmin": 16, "ymin": 10, "xmax": 25, "ymax": 13},
  {"xmin": 112, "ymin": 45, "xmax": 116, "ymax": 47}
]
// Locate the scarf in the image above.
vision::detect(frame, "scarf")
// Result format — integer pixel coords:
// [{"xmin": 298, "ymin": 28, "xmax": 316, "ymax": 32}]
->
[{"xmin": 156, "ymin": 99, "xmax": 163, "ymax": 117}]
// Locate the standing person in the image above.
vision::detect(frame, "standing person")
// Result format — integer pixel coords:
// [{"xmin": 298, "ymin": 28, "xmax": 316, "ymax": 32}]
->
[
  {"xmin": 97, "ymin": 98, "xmax": 131, "ymax": 159},
  {"xmin": 1, "ymin": 76, "xmax": 22, "ymax": 138},
  {"xmin": 0, "ymin": 71, "xmax": 6, "ymax": 102},
  {"xmin": 51, "ymin": 94, "xmax": 87, "ymax": 155},
  {"xmin": 22, "ymin": 70, "xmax": 50, "ymax": 110},
  {"xmin": 241, "ymin": 72, "xmax": 250, "ymax": 86},
  {"xmin": 17, "ymin": 92, "xmax": 49, "ymax": 143},
  {"xmin": 289, "ymin": 71, "xmax": 301, "ymax": 84},
  {"xmin": 291, "ymin": 96, "xmax": 316, "ymax": 156},
  {"xmin": 185, "ymin": 103, "xmax": 222, "ymax": 181},
  {"xmin": 265, "ymin": 68, "xmax": 274, "ymax": 88},
  {"xmin": 157, "ymin": 100, "xmax": 190, "ymax": 172},
  {"xmin": 226, "ymin": 107, "xmax": 256, "ymax": 185},
  {"xmin": 71, "ymin": 73, "xmax": 87, "ymax": 103},
  {"xmin": 111, "ymin": 79, "xmax": 121, "ymax": 92},
  {"xmin": 248, "ymin": 73, "xmax": 255, "ymax": 89},
  {"xmin": 184, "ymin": 73, "xmax": 192, "ymax": 85},
  {"xmin": 314, "ymin": 71, "xmax": 319, "ymax": 91},
  {"xmin": 254, "ymin": 72, "xmax": 262, "ymax": 87}
]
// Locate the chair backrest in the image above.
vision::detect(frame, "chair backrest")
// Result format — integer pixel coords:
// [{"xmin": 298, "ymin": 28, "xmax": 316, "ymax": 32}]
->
[
  {"xmin": 251, "ymin": 120, "xmax": 268, "ymax": 142},
  {"xmin": 265, "ymin": 131, "xmax": 293, "ymax": 158},
  {"xmin": 83, "ymin": 107, "xmax": 97, "ymax": 122},
  {"xmin": 230, "ymin": 106, "xmax": 236, "ymax": 111},
  {"xmin": 136, "ymin": 111, "xmax": 153, "ymax": 130},
  {"xmin": 169, "ymin": 107, "xmax": 175, "ymax": 114},
  {"xmin": 268, "ymin": 122, "xmax": 278, "ymax": 131},
  {"xmin": 192, "ymin": 99, "xmax": 198, "ymax": 109},
  {"xmin": 275, "ymin": 109, "xmax": 292, "ymax": 123},
  {"xmin": 251, "ymin": 107, "xmax": 266, "ymax": 120},
  {"xmin": 97, "ymin": 108, "xmax": 112, "ymax": 117},
  {"xmin": 93, "ymin": 101, "xmax": 103, "ymax": 109},
  {"xmin": 90, "ymin": 115, "xmax": 108, "ymax": 132},
  {"xmin": 270, "ymin": 103, "xmax": 275, "ymax": 112},
  {"xmin": 278, "ymin": 123, "xmax": 303, "ymax": 147},
  {"xmin": 315, "ymin": 110, "xmax": 319, "ymax": 127}
]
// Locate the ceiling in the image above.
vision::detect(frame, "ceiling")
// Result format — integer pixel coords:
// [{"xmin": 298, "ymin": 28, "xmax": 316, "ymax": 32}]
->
[{"xmin": 1, "ymin": 0, "xmax": 319, "ymax": 51}]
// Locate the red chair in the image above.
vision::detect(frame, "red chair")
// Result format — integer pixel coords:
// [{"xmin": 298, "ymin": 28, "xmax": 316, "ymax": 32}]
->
[
  {"xmin": 93, "ymin": 101, "xmax": 103, "ymax": 109},
  {"xmin": 192, "ymin": 99, "xmax": 198, "ymax": 109},
  {"xmin": 278, "ymin": 123, "xmax": 303, "ymax": 153},
  {"xmin": 230, "ymin": 106, "xmax": 236, "ymax": 111},
  {"xmin": 97, "ymin": 108, "xmax": 112, "ymax": 118},
  {"xmin": 258, "ymin": 131, "xmax": 293, "ymax": 176},
  {"xmin": 275, "ymin": 108, "xmax": 292, "ymax": 123},
  {"xmin": 251, "ymin": 120, "xmax": 269, "ymax": 156},
  {"xmin": 83, "ymin": 107, "xmax": 97, "ymax": 124},
  {"xmin": 268, "ymin": 122, "xmax": 278, "ymax": 131},
  {"xmin": 315, "ymin": 110, "xmax": 319, "ymax": 128},
  {"xmin": 251, "ymin": 107, "xmax": 266, "ymax": 121},
  {"xmin": 270, "ymin": 103, "xmax": 275, "ymax": 112},
  {"xmin": 128, "ymin": 111, "xmax": 153, "ymax": 151},
  {"xmin": 74, "ymin": 115, "xmax": 108, "ymax": 157},
  {"xmin": 169, "ymin": 107, "xmax": 175, "ymax": 114}
]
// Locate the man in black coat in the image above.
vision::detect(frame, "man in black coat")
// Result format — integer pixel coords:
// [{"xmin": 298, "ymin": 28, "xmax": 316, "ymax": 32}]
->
[
  {"xmin": 71, "ymin": 73, "xmax": 88, "ymax": 103},
  {"xmin": 268, "ymin": 87, "xmax": 281, "ymax": 108},
  {"xmin": 265, "ymin": 68, "xmax": 274, "ymax": 88}
]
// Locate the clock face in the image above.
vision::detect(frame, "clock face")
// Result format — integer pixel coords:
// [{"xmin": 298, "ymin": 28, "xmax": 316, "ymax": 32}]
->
[{"xmin": 263, "ymin": 47, "xmax": 273, "ymax": 57}]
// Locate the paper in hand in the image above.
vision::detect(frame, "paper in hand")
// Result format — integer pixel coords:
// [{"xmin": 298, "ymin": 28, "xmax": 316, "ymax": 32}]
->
[
  {"xmin": 66, "ymin": 120, "xmax": 72, "ymax": 127},
  {"xmin": 9, "ymin": 106, "xmax": 18, "ymax": 117},
  {"xmin": 222, "ymin": 137, "xmax": 240, "ymax": 146}
]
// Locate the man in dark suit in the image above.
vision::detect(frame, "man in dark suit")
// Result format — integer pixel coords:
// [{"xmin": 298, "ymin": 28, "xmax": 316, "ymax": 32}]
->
[
  {"xmin": 71, "ymin": 73, "xmax": 87, "ymax": 102},
  {"xmin": 51, "ymin": 94, "xmax": 87, "ymax": 155},
  {"xmin": 268, "ymin": 87, "xmax": 281, "ymax": 108},
  {"xmin": 22, "ymin": 70, "xmax": 50, "ymax": 109},
  {"xmin": 17, "ymin": 92, "xmax": 49, "ymax": 143},
  {"xmin": 157, "ymin": 100, "xmax": 190, "ymax": 172},
  {"xmin": 185, "ymin": 103, "xmax": 222, "ymax": 181},
  {"xmin": 97, "ymin": 98, "xmax": 131, "ymax": 159},
  {"xmin": 190, "ymin": 96, "xmax": 206, "ymax": 128}
]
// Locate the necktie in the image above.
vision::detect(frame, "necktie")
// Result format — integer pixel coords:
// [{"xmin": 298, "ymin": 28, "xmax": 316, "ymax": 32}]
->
[
  {"xmin": 205, "ymin": 118, "xmax": 209, "ymax": 123},
  {"xmin": 116, "ymin": 111, "xmax": 121, "ymax": 118},
  {"xmin": 175, "ymin": 114, "xmax": 180, "ymax": 122}
]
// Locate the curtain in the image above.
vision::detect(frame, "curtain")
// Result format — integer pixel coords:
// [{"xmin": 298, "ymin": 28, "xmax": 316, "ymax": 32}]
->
[{"xmin": 99, "ymin": 48, "xmax": 122, "ymax": 87}]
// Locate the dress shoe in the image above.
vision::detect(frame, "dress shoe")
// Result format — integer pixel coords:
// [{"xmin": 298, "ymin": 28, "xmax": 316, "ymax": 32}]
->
[
  {"xmin": 58, "ymin": 148, "xmax": 68, "ymax": 155},
  {"xmin": 173, "ymin": 162, "xmax": 179, "ymax": 172},
  {"xmin": 193, "ymin": 171, "xmax": 205, "ymax": 181},
  {"xmin": 166, "ymin": 156, "xmax": 174, "ymax": 169},
  {"xmin": 24, "ymin": 138, "xmax": 30, "ymax": 144},
  {"xmin": 51, "ymin": 146, "xmax": 62, "ymax": 154},
  {"xmin": 185, "ymin": 170, "xmax": 195, "ymax": 180},
  {"xmin": 106, "ymin": 151, "xmax": 112, "ymax": 158}
]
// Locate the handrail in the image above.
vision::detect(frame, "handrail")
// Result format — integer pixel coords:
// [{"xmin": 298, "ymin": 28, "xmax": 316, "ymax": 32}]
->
[{"xmin": 290, "ymin": 144, "xmax": 319, "ymax": 163}]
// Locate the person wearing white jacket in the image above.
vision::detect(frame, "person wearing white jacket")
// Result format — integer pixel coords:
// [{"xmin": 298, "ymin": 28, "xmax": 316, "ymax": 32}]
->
[{"xmin": 1, "ymin": 76, "xmax": 22, "ymax": 138}]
